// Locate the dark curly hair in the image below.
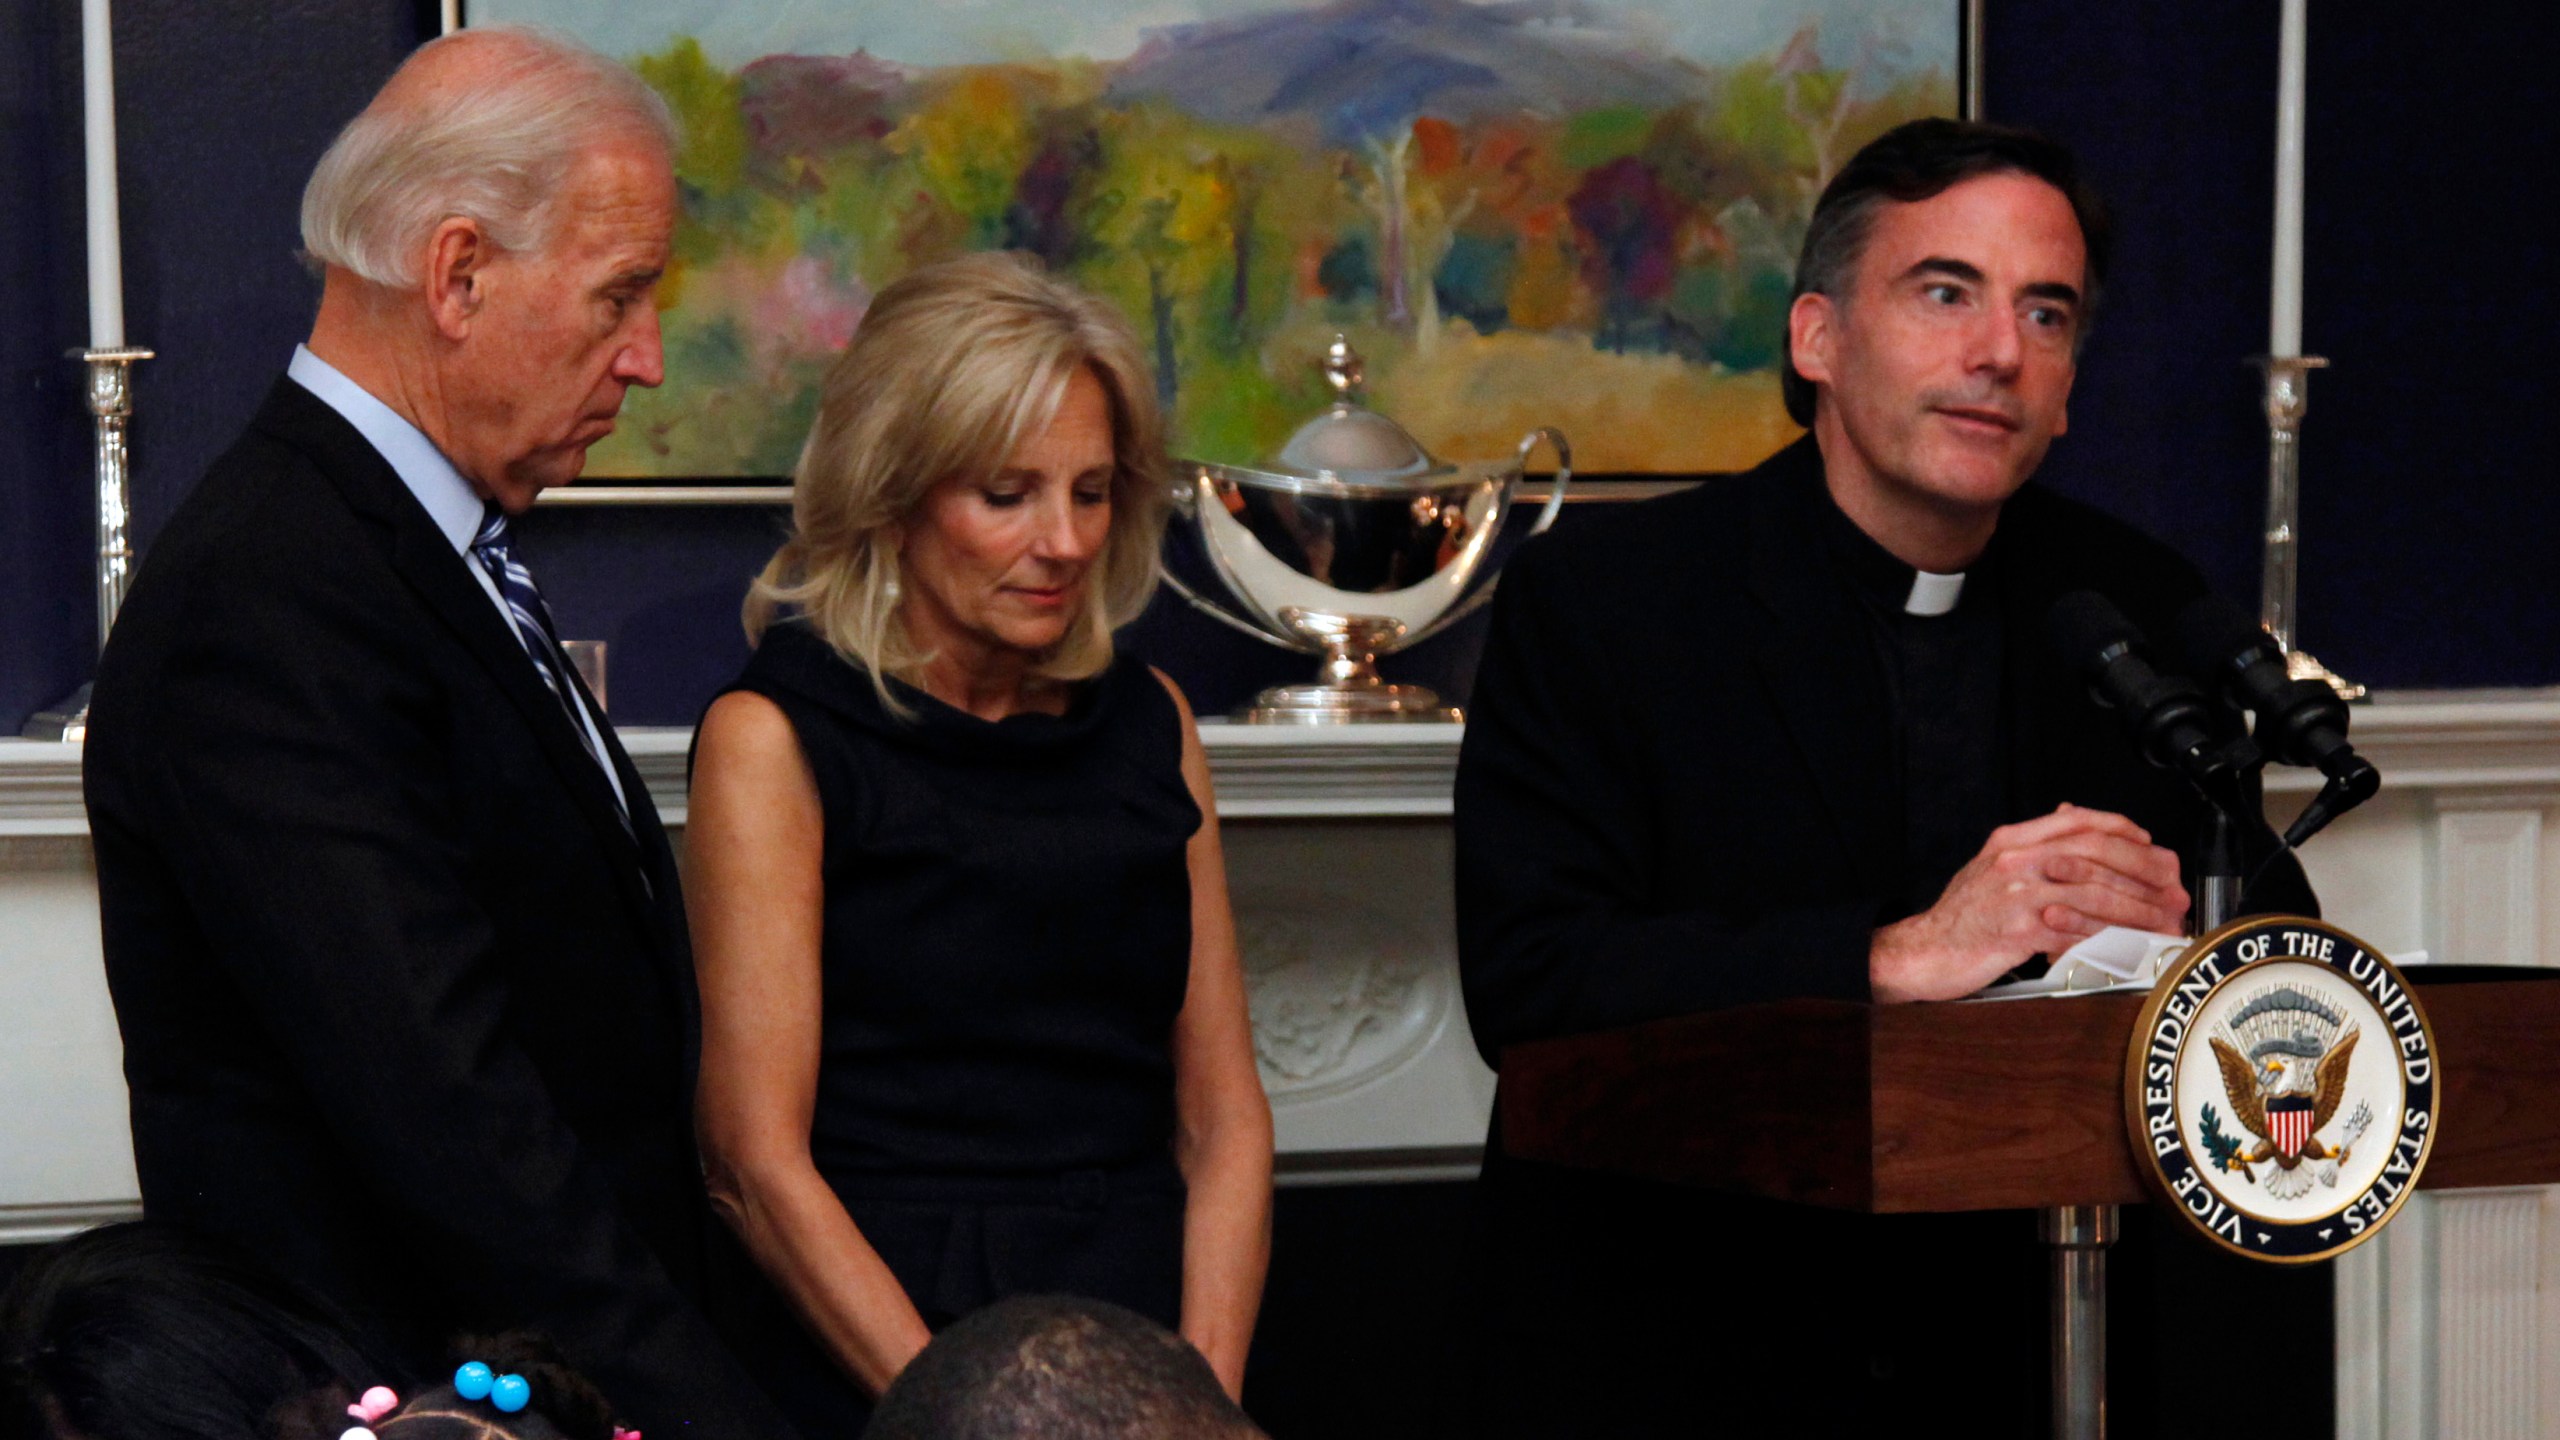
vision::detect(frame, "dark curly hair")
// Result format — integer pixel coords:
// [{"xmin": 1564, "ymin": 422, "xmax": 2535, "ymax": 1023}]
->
[{"xmin": 867, "ymin": 1295, "xmax": 1261, "ymax": 1440}]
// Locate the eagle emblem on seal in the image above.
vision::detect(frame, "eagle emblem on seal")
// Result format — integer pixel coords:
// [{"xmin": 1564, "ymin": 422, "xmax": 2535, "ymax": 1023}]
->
[{"xmin": 2203, "ymin": 985, "xmax": 2375, "ymax": 1200}]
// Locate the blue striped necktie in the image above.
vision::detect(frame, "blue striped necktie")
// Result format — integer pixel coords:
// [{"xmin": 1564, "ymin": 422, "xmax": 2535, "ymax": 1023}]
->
[{"xmin": 470, "ymin": 505, "xmax": 628, "ymax": 823}]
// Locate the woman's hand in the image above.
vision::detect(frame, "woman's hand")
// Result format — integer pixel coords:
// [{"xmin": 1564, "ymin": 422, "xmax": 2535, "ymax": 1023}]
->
[
  {"xmin": 689, "ymin": 690, "xmax": 933, "ymax": 1398},
  {"xmin": 1154, "ymin": 672, "xmax": 1276, "ymax": 1401}
]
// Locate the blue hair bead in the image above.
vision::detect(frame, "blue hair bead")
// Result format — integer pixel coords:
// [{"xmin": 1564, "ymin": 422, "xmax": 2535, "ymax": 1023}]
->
[
  {"xmin": 490, "ymin": 1374, "xmax": 531, "ymax": 1414},
  {"xmin": 453, "ymin": 1362, "xmax": 494, "ymax": 1401}
]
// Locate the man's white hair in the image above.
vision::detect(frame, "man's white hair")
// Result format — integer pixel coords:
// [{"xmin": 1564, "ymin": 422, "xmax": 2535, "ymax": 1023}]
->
[{"xmin": 299, "ymin": 25, "xmax": 676, "ymax": 288}]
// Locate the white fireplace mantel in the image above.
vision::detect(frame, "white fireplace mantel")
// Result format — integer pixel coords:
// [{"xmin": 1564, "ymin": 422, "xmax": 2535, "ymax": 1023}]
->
[{"xmin": 11, "ymin": 688, "xmax": 2560, "ymax": 836}]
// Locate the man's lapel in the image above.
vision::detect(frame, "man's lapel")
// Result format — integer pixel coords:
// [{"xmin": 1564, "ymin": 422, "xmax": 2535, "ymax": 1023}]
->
[
  {"xmin": 1737, "ymin": 441, "xmax": 1901, "ymax": 888},
  {"xmin": 255, "ymin": 381, "xmax": 668, "ymax": 939},
  {"xmin": 575, "ymin": 664, "xmax": 704, "ymax": 1065}
]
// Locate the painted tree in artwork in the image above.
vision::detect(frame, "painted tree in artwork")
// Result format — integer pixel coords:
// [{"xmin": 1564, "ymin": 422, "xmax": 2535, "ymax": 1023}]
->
[
  {"xmin": 1567, "ymin": 156, "xmax": 1690, "ymax": 352},
  {"xmin": 892, "ymin": 69, "xmax": 1042, "ymax": 250},
  {"xmin": 1195, "ymin": 123, "xmax": 1323, "ymax": 361},
  {"xmin": 1769, "ymin": 24, "xmax": 1863, "ymax": 201},
  {"xmin": 1397, "ymin": 117, "xmax": 1478, "ymax": 346},
  {"xmin": 1734, "ymin": 24, "xmax": 1947, "ymax": 216},
  {"xmin": 635, "ymin": 38, "xmax": 749, "ymax": 205},
  {"xmin": 1355, "ymin": 127, "xmax": 1417, "ymax": 328},
  {"xmin": 1405, "ymin": 117, "xmax": 1581, "ymax": 339},
  {"xmin": 1072, "ymin": 105, "xmax": 1237, "ymax": 412}
]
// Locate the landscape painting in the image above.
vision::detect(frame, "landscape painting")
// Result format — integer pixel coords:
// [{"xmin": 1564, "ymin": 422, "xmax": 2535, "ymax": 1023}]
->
[{"xmin": 470, "ymin": 0, "xmax": 1958, "ymax": 477}]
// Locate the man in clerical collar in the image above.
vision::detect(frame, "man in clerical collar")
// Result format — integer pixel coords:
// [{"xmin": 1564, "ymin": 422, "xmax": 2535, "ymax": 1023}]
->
[
  {"xmin": 1449, "ymin": 118, "xmax": 2316, "ymax": 1435},
  {"xmin": 1785, "ymin": 119, "xmax": 2196, "ymax": 999}
]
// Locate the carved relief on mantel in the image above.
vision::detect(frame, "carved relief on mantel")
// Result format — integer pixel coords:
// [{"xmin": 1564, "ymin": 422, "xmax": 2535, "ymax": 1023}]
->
[
  {"xmin": 1218, "ymin": 821, "xmax": 1467, "ymax": 1106},
  {"xmin": 1236, "ymin": 892, "xmax": 1442, "ymax": 1104}
]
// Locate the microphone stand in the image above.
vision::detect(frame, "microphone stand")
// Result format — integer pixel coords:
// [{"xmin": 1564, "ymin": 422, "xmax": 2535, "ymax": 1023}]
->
[
  {"xmin": 2045, "ymin": 735, "xmax": 2264, "ymax": 1440},
  {"xmin": 2195, "ymin": 806, "xmax": 2244, "ymax": 934},
  {"xmin": 2188, "ymin": 749, "xmax": 2269, "ymax": 935}
]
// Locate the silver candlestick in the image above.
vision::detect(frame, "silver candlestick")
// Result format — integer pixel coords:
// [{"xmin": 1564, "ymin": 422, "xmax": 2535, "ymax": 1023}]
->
[
  {"xmin": 2252, "ymin": 355, "xmax": 2363, "ymax": 701},
  {"xmin": 23, "ymin": 345, "xmax": 154, "ymax": 741}
]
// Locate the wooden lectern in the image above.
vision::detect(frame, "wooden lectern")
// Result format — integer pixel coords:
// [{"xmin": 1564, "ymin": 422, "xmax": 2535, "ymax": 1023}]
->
[{"xmin": 1497, "ymin": 969, "xmax": 2560, "ymax": 1438}]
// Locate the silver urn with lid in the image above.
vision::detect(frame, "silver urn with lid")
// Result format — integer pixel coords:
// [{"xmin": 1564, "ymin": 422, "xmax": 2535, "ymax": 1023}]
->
[{"xmin": 1164, "ymin": 337, "xmax": 1571, "ymax": 722}]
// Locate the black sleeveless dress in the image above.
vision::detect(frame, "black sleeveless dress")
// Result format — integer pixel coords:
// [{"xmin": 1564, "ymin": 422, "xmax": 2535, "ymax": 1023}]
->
[{"xmin": 705, "ymin": 620, "xmax": 1201, "ymax": 1434}]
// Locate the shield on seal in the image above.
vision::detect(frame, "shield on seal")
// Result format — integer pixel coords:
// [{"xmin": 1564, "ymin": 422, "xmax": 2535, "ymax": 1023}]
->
[{"xmin": 2267, "ymin": 1094, "xmax": 2315, "ymax": 1159}]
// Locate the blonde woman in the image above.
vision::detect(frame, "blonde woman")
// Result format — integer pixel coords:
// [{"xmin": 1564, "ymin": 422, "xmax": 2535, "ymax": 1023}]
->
[{"xmin": 685, "ymin": 254, "xmax": 1273, "ymax": 1434}]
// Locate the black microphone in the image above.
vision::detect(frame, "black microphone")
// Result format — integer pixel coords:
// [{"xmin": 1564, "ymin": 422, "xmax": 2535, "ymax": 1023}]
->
[
  {"xmin": 2171, "ymin": 593, "xmax": 2380, "ymax": 847},
  {"xmin": 2045, "ymin": 591, "xmax": 2255, "ymax": 787}
]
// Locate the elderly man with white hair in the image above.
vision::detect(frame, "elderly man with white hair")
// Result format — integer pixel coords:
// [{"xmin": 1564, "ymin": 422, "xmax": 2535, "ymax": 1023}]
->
[{"xmin": 83, "ymin": 28, "xmax": 797, "ymax": 1437}]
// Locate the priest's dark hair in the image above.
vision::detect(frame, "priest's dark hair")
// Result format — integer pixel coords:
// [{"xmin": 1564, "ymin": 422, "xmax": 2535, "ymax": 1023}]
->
[
  {"xmin": 0, "ymin": 1220, "xmax": 392, "ymax": 1440},
  {"xmin": 865, "ymin": 1295, "xmax": 1263, "ymax": 1440},
  {"xmin": 1782, "ymin": 117, "xmax": 2113, "ymax": 427}
]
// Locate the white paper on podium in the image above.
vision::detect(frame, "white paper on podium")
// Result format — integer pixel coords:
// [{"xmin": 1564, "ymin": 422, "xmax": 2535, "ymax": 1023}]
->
[{"xmin": 1969, "ymin": 926, "xmax": 2431, "ymax": 1002}]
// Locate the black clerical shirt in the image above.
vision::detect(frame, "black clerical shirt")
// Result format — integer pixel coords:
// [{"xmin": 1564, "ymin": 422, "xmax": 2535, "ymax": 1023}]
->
[{"xmin": 1814, "ymin": 483, "xmax": 2007, "ymax": 920}]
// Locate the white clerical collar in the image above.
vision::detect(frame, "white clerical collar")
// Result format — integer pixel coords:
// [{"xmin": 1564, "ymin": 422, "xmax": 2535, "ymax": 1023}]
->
[
  {"xmin": 287, "ymin": 345, "xmax": 483, "ymax": 559},
  {"xmin": 1905, "ymin": 570, "xmax": 1966, "ymax": 617}
]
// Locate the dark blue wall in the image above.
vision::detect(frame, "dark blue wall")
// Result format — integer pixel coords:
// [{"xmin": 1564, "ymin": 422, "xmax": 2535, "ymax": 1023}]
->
[
  {"xmin": 1, "ymin": 0, "xmax": 91, "ymax": 724},
  {"xmin": 3, "ymin": 0, "xmax": 435, "ymax": 728},
  {"xmin": 1989, "ymin": 6, "xmax": 2560, "ymax": 689},
  {"xmin": 2288, "ymin": 8, "xmax": 2560, "ymax": 687},
  {"xmin": 6, "ymin": 1, "xmax": 2553, "ymax": 729}
]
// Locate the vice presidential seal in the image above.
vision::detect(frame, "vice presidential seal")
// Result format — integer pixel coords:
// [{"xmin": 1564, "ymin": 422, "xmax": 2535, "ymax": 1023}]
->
[{"xmin": 2125, "ymin": 915, "xmax": 2437, "ymax": 1264}]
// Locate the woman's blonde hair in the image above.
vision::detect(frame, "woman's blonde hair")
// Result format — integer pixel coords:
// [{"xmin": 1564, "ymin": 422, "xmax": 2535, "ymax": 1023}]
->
[{"xmin": 746, "ymin": 253, "xmax": 1170, "ymax": 712}]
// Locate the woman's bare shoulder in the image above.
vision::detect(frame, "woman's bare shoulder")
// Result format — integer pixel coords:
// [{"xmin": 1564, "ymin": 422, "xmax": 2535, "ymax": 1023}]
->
[{"xmin": 694, "ymin": 690, "xmax": 814, "ymax": 793}]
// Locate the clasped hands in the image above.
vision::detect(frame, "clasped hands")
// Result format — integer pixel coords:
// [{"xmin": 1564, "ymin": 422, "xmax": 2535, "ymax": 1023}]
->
[{"xmin": 1870, "ymin": 803, "xmax": 2188, "ymax": 1004}]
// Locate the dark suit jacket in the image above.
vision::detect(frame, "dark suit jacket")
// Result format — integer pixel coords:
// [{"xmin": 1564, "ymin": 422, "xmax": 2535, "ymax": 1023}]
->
[
  {"xmin": 1456, "ymin": 435, "xmax": 2312, "ymax": 1062},
  {"xmin": 84, "ymin": 380, "xmax": 793, "ymax": 1438}
]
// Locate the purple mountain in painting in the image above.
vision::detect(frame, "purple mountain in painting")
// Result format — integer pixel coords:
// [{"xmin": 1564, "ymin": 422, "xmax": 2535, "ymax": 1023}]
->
[{"xmin": 1108, "ymin": 0, "xmax": 1703, "ymax": 146}]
